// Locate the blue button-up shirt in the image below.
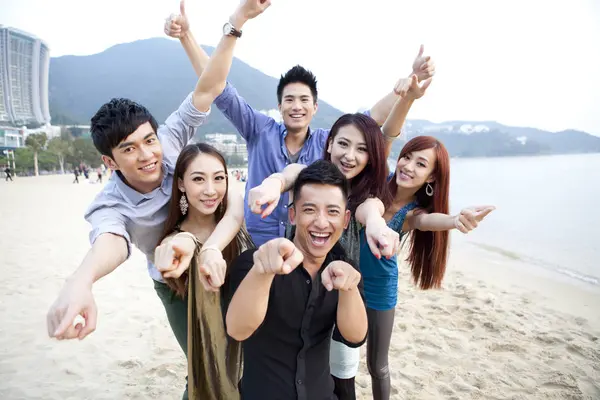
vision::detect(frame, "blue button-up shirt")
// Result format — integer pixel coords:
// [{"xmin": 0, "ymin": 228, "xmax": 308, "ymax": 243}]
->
[
  {"xmin": 84, "ymin": 93, "xmax": 209, "ymax": 282},
  {"xmin": 214, "ymin": 82, "xmax": 332, "ymax": 247}
]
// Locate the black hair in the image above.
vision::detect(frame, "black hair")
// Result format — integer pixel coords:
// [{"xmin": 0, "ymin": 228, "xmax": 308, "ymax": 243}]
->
[
  {"xmin": 90, "ymin": 98, "xmax": 159, "ymax": 157},
  {"xmin": 277, "ymin": 65, "xmax": 318, "ymax": 105},
  {"xmin": 292, "ymin": 160, "xmax": 349, "ymax": 206}
]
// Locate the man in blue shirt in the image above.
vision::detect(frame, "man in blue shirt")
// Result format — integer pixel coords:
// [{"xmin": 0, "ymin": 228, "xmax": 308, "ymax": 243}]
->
[{"xmin": 165, "ymin": 7, "xmax": 435, "ymax": 247}]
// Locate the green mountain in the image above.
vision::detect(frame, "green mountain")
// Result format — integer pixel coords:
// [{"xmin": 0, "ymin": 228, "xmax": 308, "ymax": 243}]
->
[
  {"xmin": 48, "ymin": 37, "xmax": 343, "ymax": 137},
  {"xmin": 49, "ymin": 38, "xmax": 600, "ymax": 157}
]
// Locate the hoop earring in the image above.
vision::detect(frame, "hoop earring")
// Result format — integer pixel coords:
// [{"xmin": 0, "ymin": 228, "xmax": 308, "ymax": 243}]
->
[
  {"xmin": 426, "ymin": 183, "xmax": 434, "ymax": 197},
  {"xmin": 179, "ymin": 193, "xmax": 189, "ymax": 215}
]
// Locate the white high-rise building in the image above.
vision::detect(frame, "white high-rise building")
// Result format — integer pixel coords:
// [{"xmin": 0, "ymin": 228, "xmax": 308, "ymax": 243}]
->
[{"xmin": 0, "ymin": 26, "xmax": 51, "ymax": 127}]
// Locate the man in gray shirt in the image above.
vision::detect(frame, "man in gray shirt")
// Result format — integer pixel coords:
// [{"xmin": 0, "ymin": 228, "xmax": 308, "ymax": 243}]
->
[{"xmin": 46, "ymin": 1, "xmax": 271, "ymax": 397}]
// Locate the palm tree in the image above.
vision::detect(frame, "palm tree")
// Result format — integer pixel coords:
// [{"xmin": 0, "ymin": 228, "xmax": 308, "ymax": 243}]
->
[
  {"xmin": 25, "ymin": 133, "xmax": 48, "ymax": 176},
  {"xmin": 48, "ymin": 137, "xmax": 72, "ymax": 174}
]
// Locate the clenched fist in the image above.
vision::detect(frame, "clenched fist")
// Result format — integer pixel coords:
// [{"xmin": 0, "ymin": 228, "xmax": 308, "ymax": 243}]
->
[
  {"xmin": 321, "ymin": 261, "xmax": 361, "ymax": 292},
  {"xmin": 253, "ymin": 238, "xmax": 304, "ymax": 275}
]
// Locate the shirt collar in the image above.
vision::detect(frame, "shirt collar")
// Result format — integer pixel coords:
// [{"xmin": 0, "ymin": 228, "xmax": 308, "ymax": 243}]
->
[{"xmin": 114, "ymin": 161, "xmax": 171, "ymax": 206}]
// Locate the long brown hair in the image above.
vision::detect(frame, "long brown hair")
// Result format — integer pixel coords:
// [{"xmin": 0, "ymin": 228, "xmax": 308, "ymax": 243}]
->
[
  {"xmin": 324, "ymin": 113, "xmax": 393, "ymax": 212},
  {"xmin": 157, "ymin": 143, "xmax": 253, "ymax": 296},
  {"xmin": 389, "ymin": 136, "xmax": 450, "ymax": 290}
]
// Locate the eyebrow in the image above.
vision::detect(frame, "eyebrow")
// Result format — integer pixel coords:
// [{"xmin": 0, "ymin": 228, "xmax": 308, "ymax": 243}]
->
[
  {"xmin": 337, "ymin": 136, "xmax": 366, "ymax": 146},
  {"xmin": 300, "ymin": 202, "xmax": 342, "ymax": 210},
  {"xmin": 118, "ymin": 132, "xmax": 156, "ymax": 149},
  {"xmin": 190, "ymin": 170, "xmax": 226, "ymax": 176},
  {"xmin": 284, "ymin": 94, "xmax": 311, "ymax": 99},
  {"xmin": 417, "ymin": 156, "xmax": 430, "ymax": 163}
]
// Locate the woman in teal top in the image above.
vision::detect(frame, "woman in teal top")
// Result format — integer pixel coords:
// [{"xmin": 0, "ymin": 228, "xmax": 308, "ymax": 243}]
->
[{"xmin": 359, "ymin": 135, "xmax": 495, "ymax": 400}]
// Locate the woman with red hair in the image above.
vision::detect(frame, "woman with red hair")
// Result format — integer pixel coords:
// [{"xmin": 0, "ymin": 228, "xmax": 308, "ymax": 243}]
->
[{"xmin": 360, "ymin": 133, "xmax": 495, "ymax": 399}]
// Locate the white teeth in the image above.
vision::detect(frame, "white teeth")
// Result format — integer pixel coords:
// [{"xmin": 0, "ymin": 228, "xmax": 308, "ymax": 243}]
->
[
  {"xmin": 142, "ymin": 163, "xmax": 156, "ymax": 171},
  {"xmin": 310, "ymin": 232, "xmax": 330, "ymax": 237}
]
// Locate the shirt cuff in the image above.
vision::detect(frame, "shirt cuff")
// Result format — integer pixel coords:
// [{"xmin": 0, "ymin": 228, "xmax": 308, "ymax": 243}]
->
[
  {"xmin": 89, "ymin": 226, "xmax": 132, "ymax": 258},
  {"xmin": 181, "ymin": 92, "xmax": 211, "ymax": 127}
]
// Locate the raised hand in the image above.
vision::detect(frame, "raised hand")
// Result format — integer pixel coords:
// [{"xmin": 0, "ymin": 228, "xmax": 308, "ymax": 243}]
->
[
  {"xmin": 164, "ymin": 0, "xmax": 189, "ymax": 39},
  {"xmin": 394, "ymin": 74, "xmax": 433, "ymax": 100},
  {"xmin": 235, "ymin": 0, "xmax": 272, "ymax": 22},
  {"xmin": 253, "ymin": 238, "xmax": 304, "ymax": 275},
  {"xmin": 364, "ymin": 219, "xmax": 400, "ymax": 260},
  {"xmin": 321, "ymin": 261, "xmax": 362, "ymax": 292},
  {"xmin": 197, "ymin": 247, "xmax": 227, "ymax": 292},
  {"xmin": 411, "ymin": 44, "xmax": 436, "ymax": 82},
  {"xmin": 46, "ymin": 280, "xmax": 97, "ymax": 340},
  {"xmin": 247, "ymin": 176, "xmax": 283, "ymax": 218},
  {"xmin": 454, "ymin": 206, "xmax": 496, "ymax": 233},
  {"xmin": 155, "ymin": 233, "xmax": 197, "ymax": 279}
]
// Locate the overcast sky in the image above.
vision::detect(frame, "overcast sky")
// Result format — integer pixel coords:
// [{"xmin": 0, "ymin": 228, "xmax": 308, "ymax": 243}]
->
[{"xmin": 2, "ymin": 0, "xmax": 599, "ymax": 134}]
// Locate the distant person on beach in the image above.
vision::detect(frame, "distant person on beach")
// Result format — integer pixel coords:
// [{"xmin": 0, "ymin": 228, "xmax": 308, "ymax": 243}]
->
[
  {"xmin": 226, "ymin": 161, "xmax": 368, "ymax": 400},
  {"xmin": 154, "ymin": 143, "xmax": 255, "ymax": 399},
  {"xmin": 45, "ymin": 2, "xmax": 271, "ymax": 399},
  {"xmin": 96, "ymin": 167, "xmax": 102, "ymax": 184},
  {"xmin": 4, "ymin": 166, "xmax": 13, "ymax": 181},
  {"xmin": 164, "ymin": 4, "xmax": 436, "ymax": 250},
  {"xmin": 73, "ymin": 167, "xmax": 80, "ymax": 184}
]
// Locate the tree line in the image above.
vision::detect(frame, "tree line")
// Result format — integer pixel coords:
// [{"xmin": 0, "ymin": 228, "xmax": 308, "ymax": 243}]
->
[{"xmin": 1, "ymin": 128, "xmax": 101, "ymax": 176}]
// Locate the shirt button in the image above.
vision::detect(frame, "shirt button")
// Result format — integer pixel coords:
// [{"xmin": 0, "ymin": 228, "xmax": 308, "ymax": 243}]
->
[
  {"xmin": 280, "ymin": 222, "xmax": 285, "ymax": 225},
  {"xmin": 306, "ymin": 280, "xmax": 310, "ymax": 284},
  {"xmin": 297, "ymin": 379, "xmax": 303, "ymax": 385}
]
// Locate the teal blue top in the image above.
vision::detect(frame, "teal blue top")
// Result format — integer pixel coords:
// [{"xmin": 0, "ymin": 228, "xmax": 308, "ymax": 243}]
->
[{"xmin": 359, "ymin": 201, "xmax": 418, "ymax": 310}]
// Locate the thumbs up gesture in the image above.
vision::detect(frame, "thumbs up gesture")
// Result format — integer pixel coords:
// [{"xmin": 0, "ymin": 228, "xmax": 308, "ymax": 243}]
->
[
  {"xmin": 253, "ymin": 238, "xmax": 304, "ymax": 275},
  {"xmin": 454, "ymin": 205, "xmax": 496, "ymax": 233},
  {"xmin": 411, "ymin": 44, "xmax": 436, "ymax": 81},
  {"xmin": 321, "ymin": 261, "xmax": 361, "ymax": 292},
  {"xmin": 164, "ymin": 0, "xmax": 190, "ymax": 39}
]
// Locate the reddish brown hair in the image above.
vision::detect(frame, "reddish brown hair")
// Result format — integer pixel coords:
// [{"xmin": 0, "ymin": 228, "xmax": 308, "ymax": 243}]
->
[
  {"xmin": 389, "ymin": 136, "xmax": 450, "ymax": 289},
  {"xmin": 324, "ymin": 113, "xmax": 392, "ymax": 211}
]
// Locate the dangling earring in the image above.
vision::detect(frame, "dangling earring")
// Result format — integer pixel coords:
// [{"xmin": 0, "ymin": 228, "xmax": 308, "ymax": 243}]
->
[
  {"xmin": 426, "ymin": 183, "xmax": 434, "ymax": 196},
  {"xmin": 179, "ymin": 193, "xmax": 189, "ymax": 215}
]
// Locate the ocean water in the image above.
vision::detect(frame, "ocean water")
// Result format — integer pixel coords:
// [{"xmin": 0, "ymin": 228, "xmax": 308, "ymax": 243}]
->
[{"xmin": 391, "ymin": 153, "xmax": 600, "ymax": 286}]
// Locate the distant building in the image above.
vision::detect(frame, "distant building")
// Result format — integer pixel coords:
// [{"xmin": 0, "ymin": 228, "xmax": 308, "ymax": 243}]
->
[
  {"xmin": 205, "ymin": 133, "xmax": 238, "ymax": 143},
  {"xmin": 0, "ymin": 26, "xmax": 51, "ymax": 128}
]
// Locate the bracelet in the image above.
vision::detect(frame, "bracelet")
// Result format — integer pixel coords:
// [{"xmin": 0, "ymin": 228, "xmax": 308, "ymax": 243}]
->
[
  {"xmin": 176, "ymin": 231, "xmax": 200, "ymax": 246},
  {"xmin": 199, "ymin": 245, "xmax": 221, "ymax": 256}
]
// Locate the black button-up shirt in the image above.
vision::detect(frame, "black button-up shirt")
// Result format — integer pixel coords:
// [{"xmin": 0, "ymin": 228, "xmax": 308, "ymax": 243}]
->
[{"xmin": 227, "ymin": 243, "xmax": 366, "ymax": 400}]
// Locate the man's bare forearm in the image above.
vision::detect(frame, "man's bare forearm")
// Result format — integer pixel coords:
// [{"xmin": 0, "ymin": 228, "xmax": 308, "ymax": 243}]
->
[
  {"xmin": 70, "ymin": 233, "xmax": 128, "ymax": 286},
  {"xmin": 192, "ymin": 12, "xmax": 249, "ymax": 111},
  {"xmin": 179, "ymin": 31, "xmax": 210, "ymax": 78},
  {"xmin": 226, "ymin": 267, "xmax": 275, "ymax": 341},
  {"xmin": 336, "ymin": 289, "xmax": 368, "ymax": 344}
]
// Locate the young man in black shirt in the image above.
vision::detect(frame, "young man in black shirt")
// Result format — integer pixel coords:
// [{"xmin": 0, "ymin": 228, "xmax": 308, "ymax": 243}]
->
[{"xmin": 226, "ymin": 160, "xmax": 368, "ymax": 400}]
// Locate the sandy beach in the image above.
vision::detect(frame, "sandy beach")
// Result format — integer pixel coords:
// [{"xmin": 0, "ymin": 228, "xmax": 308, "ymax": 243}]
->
[{"xmin": 1, "ymin": 174, "xmax": 599, "ymax": 399}]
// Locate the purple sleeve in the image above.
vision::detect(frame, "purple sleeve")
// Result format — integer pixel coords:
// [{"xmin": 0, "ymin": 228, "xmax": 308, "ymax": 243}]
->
[{"xmin": 213, "ymin": 82, "xmax": 273, "ymax": 144}]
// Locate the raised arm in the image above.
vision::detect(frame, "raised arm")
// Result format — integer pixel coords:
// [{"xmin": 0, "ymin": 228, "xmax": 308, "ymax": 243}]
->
[
  {"xmin": 165, "ymin": 0, "xmax": 272, "ymax": 143},
  {"xmin": 226, "ymin": 238, "xmax": 304, "ymax": 341},
  {"xmin": 368, "ymin": 45, "xmax": 435, "ymax": 126},
  {"xmin": 381, "ymin": 75, "xmax": 433, "ymax": 157},
  {"xmin": 165, "ymin": 1, "xmax": 210, "ymax": 78},
  {"xmin": 192, "ymin": 1, "xmax": 271, "ymax": 112},
  {"xmin": 406, "ymin": 206, "xmax": 495, "ymax": 233}
]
